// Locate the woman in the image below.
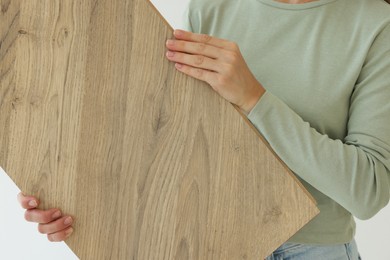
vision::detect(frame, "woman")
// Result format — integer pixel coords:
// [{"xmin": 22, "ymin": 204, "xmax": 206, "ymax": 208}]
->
[{"xmin": 18, "ymin": 0, "xmax": 390, "ymax": 258}]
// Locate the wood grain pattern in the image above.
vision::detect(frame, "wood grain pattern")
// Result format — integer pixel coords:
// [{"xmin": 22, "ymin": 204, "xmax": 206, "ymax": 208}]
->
[{"xmin": 0, "ymin": 0, "xmax": 319, "ymax": 259}]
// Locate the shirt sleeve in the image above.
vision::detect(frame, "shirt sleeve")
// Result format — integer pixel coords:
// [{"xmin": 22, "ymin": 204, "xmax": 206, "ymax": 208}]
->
[{"xmin": 246, "ymin": 24, "xmax": 390, "ymax": 220}]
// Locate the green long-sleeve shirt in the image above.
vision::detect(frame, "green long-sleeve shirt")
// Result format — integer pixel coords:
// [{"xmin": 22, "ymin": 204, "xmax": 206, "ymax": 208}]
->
[{"xmin": 182, "ymin": 0, "xmax": 390, "ymax": 244}]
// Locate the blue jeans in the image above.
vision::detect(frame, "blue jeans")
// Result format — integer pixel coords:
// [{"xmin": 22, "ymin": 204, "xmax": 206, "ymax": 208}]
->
[{"xmin": 265, "ymin": 239, "xmax": 362, "ymax": 260}]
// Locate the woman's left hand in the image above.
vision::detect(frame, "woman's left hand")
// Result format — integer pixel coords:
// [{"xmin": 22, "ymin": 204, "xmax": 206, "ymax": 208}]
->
[{"xmin": 165, "ymin": 29, "xmax": 265, "ymax": 115}]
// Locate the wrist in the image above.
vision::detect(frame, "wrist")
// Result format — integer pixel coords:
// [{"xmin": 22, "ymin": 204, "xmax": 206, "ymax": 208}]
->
[{"xmin": 240, "ymin": 84, "xmax": 265, "ymax": 115}]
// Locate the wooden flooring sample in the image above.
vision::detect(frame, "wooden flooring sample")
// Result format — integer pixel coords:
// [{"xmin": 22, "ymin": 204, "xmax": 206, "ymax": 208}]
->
[{"xmin": 0, "ymin": 0, "xmax": 319, "ymax": 259}]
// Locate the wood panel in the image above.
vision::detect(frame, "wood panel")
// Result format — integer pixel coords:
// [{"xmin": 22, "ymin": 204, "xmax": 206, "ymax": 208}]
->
[{"xmin": 0, "ymin": 0, "xmax": 319, "ymax": 259}]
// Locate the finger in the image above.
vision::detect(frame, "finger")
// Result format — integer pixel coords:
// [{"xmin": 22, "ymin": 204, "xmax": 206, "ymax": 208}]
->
[
  {"xmin": 175, "ymin": 63, "xmax": 218, "ymax": 85},
  {"xmin": 47, "ymin": 226, "xmax": 74, "ymax": 242},
  {"xmin": 166, "ymin": 51, "xmax": 222, "ymax": 73},
  {"xmin": 17, "ymin": 192, "xmax": 39, "ymax": 209},
  {"xmin": 173, "ymin": 29, "xmax": 234, "ymax": 50},
  {"xmin": 166, "ymin": 39, "xmax": 223, "ymax": 60},
  {"xmin": 25, "ymin": 208, "xmax": 62, "ymax": 224},
  {"xmin": 38, "ymin": 215, "xmax": 73, "ymax": 234}
]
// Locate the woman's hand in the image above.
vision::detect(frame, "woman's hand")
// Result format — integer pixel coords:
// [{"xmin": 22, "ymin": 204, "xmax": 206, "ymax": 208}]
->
[
  {"xmin": 165, "ymin": 29, "xmax": 265, "ymax": 115},
  {"xmin": 17, "ymin": 192, "xmax": 74, "ymax": 242}
]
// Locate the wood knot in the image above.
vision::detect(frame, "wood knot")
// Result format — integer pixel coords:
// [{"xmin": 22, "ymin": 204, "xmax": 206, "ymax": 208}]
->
[
  {"xmin": 11, "ymin": 97, "xmax": 20, "ymax": 110},
  {"xmin": 18, "ymin": 29, "xmax": 27, "ymax": 34},
  {"xmin": 262, "ymin": 206, "xmax": 283, "ymax": 224},
  {"xmin": 30, "ymin": 95, "xmax": 42, "ymax": 107},
  {"xmin": 231, "ymin": 143, "xmax": 241, "ymax": 152},
  {"xmin": 63, "ymin": 28, "xmax": 69, "ymax": 37},
  {"xmin": 56, "ymin": 27, "xmax": 71, "ymax": 47},
  {"xmin": 1, "ymin": 2, "xmax": 10, "ymax": 13}
]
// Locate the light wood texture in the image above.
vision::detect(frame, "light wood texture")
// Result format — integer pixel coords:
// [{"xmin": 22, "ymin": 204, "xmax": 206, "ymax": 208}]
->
[{"xmin": 0, "ymin": 0, "xmax": 319, "ymax": 259}]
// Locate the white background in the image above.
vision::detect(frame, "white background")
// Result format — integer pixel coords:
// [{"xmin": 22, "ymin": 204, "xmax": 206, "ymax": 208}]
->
[{"xmin": 1, "ymin": 1, "xmax": 389, "ymax": 259}]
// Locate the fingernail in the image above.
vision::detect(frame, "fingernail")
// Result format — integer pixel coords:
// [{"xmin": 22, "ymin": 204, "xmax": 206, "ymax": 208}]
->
[
  {"xmin": 65, "ymin": 227, "xmax": 73, "ymax": 237},
  {"xmin": 166, "ymin": 51, "xmax": 174, "ymax": 57},
  {"xmin": 166, "ymin": 39, "xmax": 174, "ymax": 46},
  {"xmin": 52, "ymin": 210, "xmax": 61, "ymax": 219},
  {"xmin": 28, "ymin": 200, "xmax": 37, "ymax": 207},
  {"xmin": 175, "ymin": 63, "xmax": 182, "ymax": 69},
  {"xmin": 64, "ymin": 216, "xmax": 73, "ymax": 225},
  {"xmin": 174, "ymin": 29, "xmax": 183, "ymax": 36},
  {"xmin": 17, "ymin": 193, "xmax": 23, "ymax": 202}
]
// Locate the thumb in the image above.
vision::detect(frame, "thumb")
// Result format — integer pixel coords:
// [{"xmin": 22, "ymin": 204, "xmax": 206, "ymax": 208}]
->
[{"xmin": 17, "ymin": 192, "xmax": 40, "ymax": 209}]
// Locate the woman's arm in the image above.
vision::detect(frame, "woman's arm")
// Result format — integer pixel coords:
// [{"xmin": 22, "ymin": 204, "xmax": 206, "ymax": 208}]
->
[
  {"xmin": 166, "ymin": 22, "xmax": 390, "ymax": 220},
  {"xmin": 244, "ymin": 24, "xmax": 390, "ymax": 220}
]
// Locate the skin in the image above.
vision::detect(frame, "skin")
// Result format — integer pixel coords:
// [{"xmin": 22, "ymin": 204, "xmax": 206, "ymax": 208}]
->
[
  {"xmin": 23, "ymin": 0, "xmax": 389, "ymax": 243},
  {"xmin": 164, "ymin": 0, "xmax": 329, "ymax": 113},
  {"xmin": 17, "ymin": 192, "xmax": 74, "ymax": 242},
  {"xmin": 165, "ymin": 29, "xmax": 265, "ymax": 115},
  {"xmin": 18, "ymin": 28, "xmax": 266, "ymax": 243}
]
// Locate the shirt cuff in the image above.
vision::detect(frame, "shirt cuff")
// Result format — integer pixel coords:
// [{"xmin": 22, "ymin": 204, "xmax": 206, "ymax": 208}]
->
[{"xmin": 247, "ymin": 90, "xmax": 274, "ymax": 123}]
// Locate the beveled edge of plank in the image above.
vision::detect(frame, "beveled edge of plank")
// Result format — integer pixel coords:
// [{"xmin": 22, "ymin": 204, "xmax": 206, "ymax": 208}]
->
[{"xmin": 234, "ymin": 104, "xmax": 319, "ymax": 206}]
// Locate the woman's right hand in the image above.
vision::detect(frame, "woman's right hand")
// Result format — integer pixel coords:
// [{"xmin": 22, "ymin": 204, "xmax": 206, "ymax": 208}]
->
[{"xmin": 17, "ymin": 192, "xmax": 74, "ymax": 242}]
